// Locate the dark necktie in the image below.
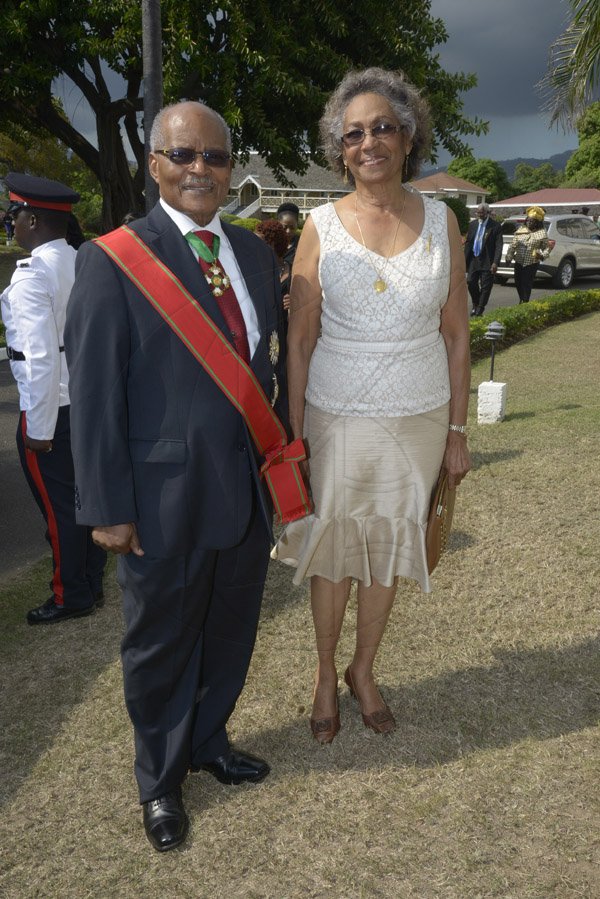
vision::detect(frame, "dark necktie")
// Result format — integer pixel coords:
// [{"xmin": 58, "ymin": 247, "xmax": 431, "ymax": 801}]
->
[{"xmin": 186, "ymin": 229, "xmax": 250, "ymax": 363}]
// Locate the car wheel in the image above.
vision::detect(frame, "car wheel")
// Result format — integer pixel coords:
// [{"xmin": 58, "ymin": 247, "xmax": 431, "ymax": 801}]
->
[{"xmin": 552, "ymin": 258, "xmax": 575, "ymax": 289}]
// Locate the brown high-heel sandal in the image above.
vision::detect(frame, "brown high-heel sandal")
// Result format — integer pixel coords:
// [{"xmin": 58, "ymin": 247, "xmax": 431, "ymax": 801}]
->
[
  {"xmin": 310, "ymin": 684, "xmax": 341, "ymax": 745},
  {"xmin": 344, "ymin": 666, "xmax": 395, "ymax": 734}
]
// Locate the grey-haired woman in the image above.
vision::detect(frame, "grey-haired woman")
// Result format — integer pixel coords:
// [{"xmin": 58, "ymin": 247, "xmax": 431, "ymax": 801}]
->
[{"xmin": 273, "ymin": 68, "xmax": 471, "ymax": 743}]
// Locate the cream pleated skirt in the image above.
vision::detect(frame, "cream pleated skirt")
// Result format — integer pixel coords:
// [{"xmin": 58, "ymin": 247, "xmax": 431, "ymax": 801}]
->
[{"xmin": 272, "ymin": 402, "xmax": 449, "ymax": 593}]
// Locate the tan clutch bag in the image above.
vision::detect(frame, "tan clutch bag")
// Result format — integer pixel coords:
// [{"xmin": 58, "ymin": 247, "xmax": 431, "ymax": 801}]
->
[{"xmin": 426, "ymin": 470, "xmax": 456, "ymax": 574}]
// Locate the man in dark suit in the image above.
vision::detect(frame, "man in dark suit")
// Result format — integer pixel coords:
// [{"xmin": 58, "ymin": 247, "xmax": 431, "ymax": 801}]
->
[
  {"xmin": 464, "ymin": 203, "xmax": 503, "ymax": 316},
  {"xmin": 65, "ymin": 102, "xmax": 288, "ymax": 852}
]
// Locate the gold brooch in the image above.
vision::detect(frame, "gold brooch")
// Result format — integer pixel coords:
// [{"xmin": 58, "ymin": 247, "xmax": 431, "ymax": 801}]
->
[{"xmin": 268, "ymin": 330, "xmax": 280, "ymax": 365}]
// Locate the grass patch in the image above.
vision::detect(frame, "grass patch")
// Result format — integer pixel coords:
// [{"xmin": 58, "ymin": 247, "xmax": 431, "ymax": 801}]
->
[{"xmin": 0, "ymin": 315, "xmax": 599, "ymax": 898}]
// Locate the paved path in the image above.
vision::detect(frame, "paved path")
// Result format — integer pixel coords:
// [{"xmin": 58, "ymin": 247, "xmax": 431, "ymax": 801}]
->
[{"xmin": 0, "ymin": 361, "xmax": 48, "ymax": 581}]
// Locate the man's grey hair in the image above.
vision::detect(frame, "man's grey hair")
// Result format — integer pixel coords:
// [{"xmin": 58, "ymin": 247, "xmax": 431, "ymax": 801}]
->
[
  {"xmin": 149, "ymin": 101, "xmax": 232, "ymax": 153},
  {"xmin": 477, "ymin": 203, "xmax": 491, "ymax": 214},
  {"xmin": 319, "ymin": 67, "xmax": 432, "ymax": 185}
]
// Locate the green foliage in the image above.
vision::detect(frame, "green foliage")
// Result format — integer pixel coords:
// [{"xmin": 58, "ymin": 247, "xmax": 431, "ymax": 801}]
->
[
  {"xmin": 439, "ymin": 196, "xmax": 470, "ymax": 234},
  {"xmin": 539, "ymin": 0, "xmax": 600, "ymax": 127},
  {"xmin": 229, "ymin": 217, "xmax": 260, "ymax": 231},
  {"xmin": 564, "ymin": 102, "xmax": 600, "ymax": 187},
  {"xmin": 469, "ymin": 289, "xmax": 600, "ymax": 360},
  {"xmin": 512, "ymin": 162, "xmax": 562, "ymax": 195},
  {"xmin": 0, "ymin": 0, "xmax": 487, "ymax": 228},
  {"xmin": 447, "ymin": 155, "xmax": 514, "ymax": 202}
]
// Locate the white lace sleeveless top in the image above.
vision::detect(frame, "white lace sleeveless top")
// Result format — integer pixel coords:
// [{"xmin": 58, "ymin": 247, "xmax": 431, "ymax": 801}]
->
[{"xmin": 305, "ymin": 195, "xmax": 452, "ymax": 416}]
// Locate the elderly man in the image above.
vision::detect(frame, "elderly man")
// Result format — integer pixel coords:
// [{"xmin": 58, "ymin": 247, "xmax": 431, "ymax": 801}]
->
[
  {"xmin": 464, "ymin": 203, "xmax": 503, "ymax": 317},
  {"xmin": 65, "ymin": 102, "xmax": 292, "ymax": 851}
]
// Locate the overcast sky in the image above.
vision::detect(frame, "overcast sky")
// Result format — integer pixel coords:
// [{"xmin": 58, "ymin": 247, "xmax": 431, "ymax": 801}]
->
[{"xmin": 429, "ymin": 0, "xmax": 579, "ymax": 164}]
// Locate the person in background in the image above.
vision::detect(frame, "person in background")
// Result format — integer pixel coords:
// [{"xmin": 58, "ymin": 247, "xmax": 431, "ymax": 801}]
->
[
  {"xmin": 505, "ymin": 205, "xmax": 550, "ymax": 303},
  {"xmin": 3, "ymin": 210, "xmax": 14, "ymax": 244},
  {"xmin": 463, "ymin": 203, "xmax": 502, "ymax": 317},
  {"xmin": 0, "ymin": 173, "xmax": 106, "ymax": 624},
  {"xmin": 256, "ymin": 218, "xmax": 292, "ymax": 318},
  {"xmin": 272, "ymin": 67, "xmax": 471, "ymax": 744},
  {"xmin": 277, "ymin": 201, "xmax": 300, "ymax": 280},
  {"xmin": 66, "ymin": 213, "xmax": 86, "ymax": 249},
  {"xmin": 65, "ymin": 101, "xmax": 288, "ymax": 852}
]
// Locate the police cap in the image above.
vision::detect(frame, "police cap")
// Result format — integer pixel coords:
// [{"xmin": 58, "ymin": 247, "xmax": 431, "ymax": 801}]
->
[{"xmin": 5, "ymin": 172, "xmax": 80, "ymax": 216}]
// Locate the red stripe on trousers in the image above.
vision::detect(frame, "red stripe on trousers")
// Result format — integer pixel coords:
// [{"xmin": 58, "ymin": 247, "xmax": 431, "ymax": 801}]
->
[{"xmin": 21, "ymin": 413, "xmax": 64, "ymax": 605}]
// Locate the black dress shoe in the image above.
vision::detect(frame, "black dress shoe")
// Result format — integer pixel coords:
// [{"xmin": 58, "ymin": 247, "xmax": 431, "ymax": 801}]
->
[
  {"xmin": 26, "ymin": 596, "xmax": 96, "ymax": 625},
  {"xmin": 196, "ymin": 749, "xmax": 270, "ymax": 785},
  {"xmin": 143, "ymin": 787, "xmax": 188, "ymax": 852}
]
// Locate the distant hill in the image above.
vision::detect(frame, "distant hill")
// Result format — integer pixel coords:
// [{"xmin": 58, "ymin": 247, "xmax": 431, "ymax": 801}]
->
[{"xmin": 424, "ymin": 150, "xmax": 574, "ymax": 181}]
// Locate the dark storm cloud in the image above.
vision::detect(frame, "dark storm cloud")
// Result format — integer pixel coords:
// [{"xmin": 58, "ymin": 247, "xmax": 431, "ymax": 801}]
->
[{"xmin": 430, "ymin": 0, "xmax": 571, "ymax": 118}]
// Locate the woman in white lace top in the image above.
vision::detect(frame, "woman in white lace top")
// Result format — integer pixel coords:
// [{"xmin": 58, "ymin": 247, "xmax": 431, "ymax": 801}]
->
[{"xmin": 272, "ymin": 68, "xmax": 472, "ymax": 744}]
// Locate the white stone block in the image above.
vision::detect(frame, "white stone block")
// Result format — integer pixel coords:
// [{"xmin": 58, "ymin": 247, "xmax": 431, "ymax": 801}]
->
[{"xmin": 477, "ymin": 381, "xmax": 507, "ymax": 423}]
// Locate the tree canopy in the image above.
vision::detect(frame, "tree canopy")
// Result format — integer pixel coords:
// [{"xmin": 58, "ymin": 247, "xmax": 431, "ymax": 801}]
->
[
  {"xmin": 539, "ymin": 0, "xmax": 600, "ymax": 128},
  {"xmin": 446, "ymin": 156, "xmax": 513, "ymax": 203},
  {"xmin": 564, "ymin": 102, "xmax": 600, "ymax": 187},
  {"xmin": 0, "ymin": 0, "xmax": 486, "ymax": 228},
  {"xmin": 511, "ymin": 162, "xmax": 562, "ymax": 195}
]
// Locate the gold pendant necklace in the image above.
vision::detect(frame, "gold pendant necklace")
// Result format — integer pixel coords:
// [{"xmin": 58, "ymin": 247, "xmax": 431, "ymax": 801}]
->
[{"xmin": 355, "ymin": 190, "xmax": 406, "ymax": 293}]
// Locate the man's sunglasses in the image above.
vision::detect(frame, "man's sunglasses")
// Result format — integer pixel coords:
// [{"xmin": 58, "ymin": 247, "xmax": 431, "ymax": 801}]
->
[
  {"xmin": 340, "ymin": 122, "xmax": 402, "ymax": 147},
  {"xmin": 155, "ymin": 148, "xmax": 231, "ymax": 168}
]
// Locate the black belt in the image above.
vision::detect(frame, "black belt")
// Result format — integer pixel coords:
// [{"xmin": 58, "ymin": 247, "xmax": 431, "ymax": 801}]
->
[{"xmin": 6, "ymin": 345, "xmax": 64, "ymax": 361}]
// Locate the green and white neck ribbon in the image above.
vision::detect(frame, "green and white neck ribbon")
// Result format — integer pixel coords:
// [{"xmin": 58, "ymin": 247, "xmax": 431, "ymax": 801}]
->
[{"xmin": 185, "ymin": 230, "xmax": 220, "ymax": 263}]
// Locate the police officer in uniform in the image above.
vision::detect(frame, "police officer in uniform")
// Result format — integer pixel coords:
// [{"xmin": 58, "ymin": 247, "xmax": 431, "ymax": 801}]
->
[{"xmin": 0, "ymin": 173, "xmax": 106, "ymax": 624}]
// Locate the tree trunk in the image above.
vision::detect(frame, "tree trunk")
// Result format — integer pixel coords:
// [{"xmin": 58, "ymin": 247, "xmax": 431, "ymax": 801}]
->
[{"xmin": 95, "ymin": 108, "xmax": 144, "ymax": 231}]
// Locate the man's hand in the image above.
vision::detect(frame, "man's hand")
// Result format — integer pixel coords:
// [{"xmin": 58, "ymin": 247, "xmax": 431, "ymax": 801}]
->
[
  {"xmin": 491, "ymin": 263, "xmax": 498, "ymax": 274},
  {"xmin": 24, "ymin": 436, "xmax": 53, "ymax": 453},
  {"xmin": 92, "ymin": 523, "xmax": 144, "ymax": 556}
]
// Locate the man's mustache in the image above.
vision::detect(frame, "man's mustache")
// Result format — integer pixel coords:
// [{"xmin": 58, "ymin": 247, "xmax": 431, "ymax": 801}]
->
[{"xmin": 181, "ymin": 178, "xmax": 214, "ymax": 190}]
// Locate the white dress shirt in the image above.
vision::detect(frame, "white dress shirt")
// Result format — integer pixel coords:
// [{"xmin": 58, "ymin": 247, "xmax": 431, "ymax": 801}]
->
[{"xmin": 159, "ymin": 198, "xmax": 261, "ymax": 357}]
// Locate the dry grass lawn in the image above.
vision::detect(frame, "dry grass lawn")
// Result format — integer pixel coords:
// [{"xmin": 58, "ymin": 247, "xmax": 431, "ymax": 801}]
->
[{"xmin": 1, "ymin": 313, "xmax": 599, "ymax": 898}]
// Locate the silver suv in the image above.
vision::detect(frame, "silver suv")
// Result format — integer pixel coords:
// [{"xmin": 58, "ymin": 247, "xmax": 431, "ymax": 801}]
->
[{"xmin": 496, "ymin": 214, "xmax": 600, "ymax": 289}]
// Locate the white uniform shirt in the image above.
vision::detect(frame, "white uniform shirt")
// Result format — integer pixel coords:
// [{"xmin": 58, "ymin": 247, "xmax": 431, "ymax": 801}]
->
[
  {"xmin": 159, "ymin": 198, "xmax": 261, "ymax": 357},
  {"xmin": 0, "ymin": 239, "xmax": 76, "ymax": 439}
]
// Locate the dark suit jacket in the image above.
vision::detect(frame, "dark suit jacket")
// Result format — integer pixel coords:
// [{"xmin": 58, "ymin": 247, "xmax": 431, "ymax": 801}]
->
[
  {"xmin": 65, "ymin": 204, "xmax": 287, "ymax": 558},
  {"xmin": 464, "ymin": 217, "xmax": 503, "ymax": 272}
]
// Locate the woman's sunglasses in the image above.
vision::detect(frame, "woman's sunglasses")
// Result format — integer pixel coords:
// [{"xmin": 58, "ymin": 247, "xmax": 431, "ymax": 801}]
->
[
  {"xmin": 340, "ymin": 123, "xmax": 402, "ymax": 148},
  {"xmin": 155, "ymin": 148, "xmax": 231, "ymax": 168}
]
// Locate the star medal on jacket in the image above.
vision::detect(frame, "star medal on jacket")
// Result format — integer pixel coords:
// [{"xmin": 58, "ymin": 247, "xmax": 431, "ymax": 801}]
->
[
  {"xmin": 205, "ymin": 264, "xmax": 230, "ymax": 298},
  {"xmin": 269, "ymin": 330, "xmax": 279, "ymax": 365}
]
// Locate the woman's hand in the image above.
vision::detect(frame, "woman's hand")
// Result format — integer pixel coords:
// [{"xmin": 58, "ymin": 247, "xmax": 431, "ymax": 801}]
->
[{"xmin": 442, "ymin": 432, "xmax": 472, "ymax": 489}]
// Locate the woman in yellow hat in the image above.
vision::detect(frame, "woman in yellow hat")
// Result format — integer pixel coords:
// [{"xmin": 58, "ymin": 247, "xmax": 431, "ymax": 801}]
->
[{"xmin": 505, "ymin": 206, "xmax": 550, "ymax": 303}]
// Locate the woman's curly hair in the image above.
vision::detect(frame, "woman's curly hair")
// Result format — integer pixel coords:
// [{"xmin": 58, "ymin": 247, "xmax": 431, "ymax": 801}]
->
[
  {"xmin": 255, "ymin": 219, "xmax": 289, "ymax": 259},
  {"xmin": 319, "ymin": 67, "xmax": 432, "ymax": 186}
]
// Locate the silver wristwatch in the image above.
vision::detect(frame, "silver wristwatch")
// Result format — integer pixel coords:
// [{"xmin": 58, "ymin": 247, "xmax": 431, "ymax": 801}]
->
[{"xmin": 448, "ymin": 424, "xmax": 468, "ymax": 435}]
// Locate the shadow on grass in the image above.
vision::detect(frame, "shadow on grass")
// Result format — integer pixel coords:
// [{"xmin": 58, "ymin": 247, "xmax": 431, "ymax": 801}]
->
[
  {"xmin": 503, "ymin": 411, "xmax": 536, "ymax": 422},
  {"xmin": 240, "ymin": 634, "xmax": 600, "ymax": 784},
  {"xmin": 0, "ymin": 559, "xmax": 122, "ymax": 807},
  {"xmin": 470, "ymin": 448, "xmax": 523, "ymax": 469}
]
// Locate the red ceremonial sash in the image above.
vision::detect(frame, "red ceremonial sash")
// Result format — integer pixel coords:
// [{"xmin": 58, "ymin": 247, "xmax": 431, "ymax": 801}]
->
[{"xmin": 93, "ymin": 225, "xmax": 312, "ymax": 524}]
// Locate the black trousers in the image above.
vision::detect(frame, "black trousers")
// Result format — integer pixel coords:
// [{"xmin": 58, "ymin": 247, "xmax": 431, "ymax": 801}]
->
[
  {"xmin": 16, "ymin": 406, "xmax": 106, "ymax": 609},
  {"xmin": 467, "ymin": 266, "xmax": 495, "ymax": 310},
  {"xmin": 514, "ymin": 263, "xmax": 538, "ymax": 302},
  {"xmin": 118, "ymin": 497, "xmax": 271, "ymax": 803}
]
